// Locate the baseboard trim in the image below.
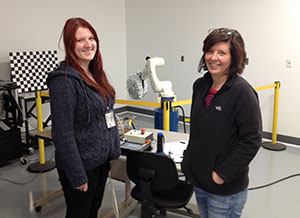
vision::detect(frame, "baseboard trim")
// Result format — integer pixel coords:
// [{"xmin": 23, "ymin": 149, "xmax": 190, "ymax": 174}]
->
[
  {"xmin": 115, "ymin": 106, "xmax": 128, "ymax": 114},
  {"xmin": 262, "ymin": 132, "xmax": 300, "ymax": 146},
  {"xmin": 116, "ymin": 106, "xmax": 300, "ymax": 146}
]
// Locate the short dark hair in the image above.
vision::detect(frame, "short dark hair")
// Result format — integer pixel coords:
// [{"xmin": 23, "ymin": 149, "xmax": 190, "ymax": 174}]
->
[{"xmin": 198, "ymin": 28, "xmax": 246, "ymax": 75}]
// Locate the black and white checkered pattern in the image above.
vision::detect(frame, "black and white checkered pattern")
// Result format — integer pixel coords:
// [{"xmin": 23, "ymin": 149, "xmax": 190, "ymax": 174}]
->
[{"xmin": 9, "ymin": 50, "xmax": 58, "ymax": 93}]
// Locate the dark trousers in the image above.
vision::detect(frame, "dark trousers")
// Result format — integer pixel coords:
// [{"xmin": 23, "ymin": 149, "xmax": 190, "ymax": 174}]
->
[{"xmin": 57, "ymin": 161, "xmax": 111, "ymax": 218}]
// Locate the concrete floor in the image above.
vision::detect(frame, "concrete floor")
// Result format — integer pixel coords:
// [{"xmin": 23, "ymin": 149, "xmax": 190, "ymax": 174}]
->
[{"xmin": 1, "ymin": 113, "xmax": 300, "ymax": 218}]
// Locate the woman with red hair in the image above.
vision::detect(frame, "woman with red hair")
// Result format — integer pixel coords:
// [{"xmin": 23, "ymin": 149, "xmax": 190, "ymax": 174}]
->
[{"xmin": 47, "ymin": 17, "xmax": 120, "ymax": 218}]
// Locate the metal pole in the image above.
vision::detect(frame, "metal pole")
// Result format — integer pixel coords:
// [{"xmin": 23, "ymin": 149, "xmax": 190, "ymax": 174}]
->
[
  {"xmin": 163, "ymin": 101, "xmax": 170, "ymax": 131},
  {"xmin": 36, "ymin": 91, "xmax": 45, "ymax": 164},
  {"xmin": 272, "ymin": 82, "xmax": 280, "ymax": 144},
  {"xmin": 27, "ymin": 91, "xmax": 55, "ymax": 173},
  {"xmin": 262, "ymin": 81, "xmax": 286, "ymax": 151}
]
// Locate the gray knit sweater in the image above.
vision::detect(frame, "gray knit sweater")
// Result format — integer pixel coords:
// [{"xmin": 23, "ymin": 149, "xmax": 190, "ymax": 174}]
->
[{"xmin": 47, "ymin": 62, "xmax": 120, "ymax": 188}]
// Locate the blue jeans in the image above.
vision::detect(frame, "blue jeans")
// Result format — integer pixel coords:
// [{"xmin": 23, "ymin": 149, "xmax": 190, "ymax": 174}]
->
[{"xmin": 194, "ymin": 187, "xmax": 248, "ymax": 218}]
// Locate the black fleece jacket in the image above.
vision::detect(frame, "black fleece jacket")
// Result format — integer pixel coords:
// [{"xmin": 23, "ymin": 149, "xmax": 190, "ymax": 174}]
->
[
  {"xmin": 181, "ymin": 72, "xmax": 262, "ymax": 195},
  {"xmin": 47, "ymin": 62, "xmax": 120, "ymax": 188}
]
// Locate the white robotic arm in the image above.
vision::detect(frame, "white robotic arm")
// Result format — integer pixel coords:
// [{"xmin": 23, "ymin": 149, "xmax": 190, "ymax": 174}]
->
[{"xmin": 141, "ymin": 56, "xmax": 175, "ymax": 98}]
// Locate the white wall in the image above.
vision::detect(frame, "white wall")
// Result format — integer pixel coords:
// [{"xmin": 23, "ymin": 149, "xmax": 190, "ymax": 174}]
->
[
  {"xmin": 0, "ymin": 0, "xmax": 299, "ymax": 139},
  {"xmin": 0, "ymin": 0, "xmax": 127, "ymax": 100},
  {"xmin": 125, "ymin": 0, "xmax": 300, "ymax": 139}
]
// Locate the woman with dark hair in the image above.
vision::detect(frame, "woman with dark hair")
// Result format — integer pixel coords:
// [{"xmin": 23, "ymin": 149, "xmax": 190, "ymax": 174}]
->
[
  {"xmin": 181, "ymin": 28, "xmax": 262, "ymax": 218},
  {"xmin": 47, "ymin": 17, "xmax": 120, "ymax": 218}
]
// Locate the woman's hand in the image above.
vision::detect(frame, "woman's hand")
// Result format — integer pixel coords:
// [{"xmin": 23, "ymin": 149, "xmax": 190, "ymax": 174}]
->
[
  {"xmin": 76, "ymin": 183, "xmax": 88, "ymax": 192},
  {"xmin": 212, "ymin": 171, "xmax": 224, "ymax": 185}
]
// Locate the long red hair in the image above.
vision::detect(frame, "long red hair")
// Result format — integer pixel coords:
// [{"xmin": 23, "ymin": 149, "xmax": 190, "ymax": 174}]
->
[{"xmin": 61, "ymin": 17, "xmax": 115, "ymax": 101}]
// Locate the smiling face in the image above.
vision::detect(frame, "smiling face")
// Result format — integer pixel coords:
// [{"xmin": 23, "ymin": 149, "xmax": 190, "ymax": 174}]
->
[
  {"xmin": 74, "ymin": 27, "xmax": 97, "ymax": 67},
  {"xmin": 205, "ymin": 41, "xmax": 231, "ymax": 78}
]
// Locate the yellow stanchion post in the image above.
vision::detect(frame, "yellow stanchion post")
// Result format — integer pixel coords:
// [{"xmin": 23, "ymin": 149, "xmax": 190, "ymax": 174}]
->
[
  {"xmin": 129, "ymin": 119, "xmax": 132, "ymax": 128},
  {"xmin": 163, "ymin": 101, "xmax": 170, "ymax": 131},
  {"xmin": 262, "ymin": 81, "xmax": 286, "ymax": 151},
  {"xmin": 36, "ymin": 90, "xmax": 45, "ymax": 164},
  {"xmin": 27, "ymin": 91, "xmax": 56, "ymax": 173}
]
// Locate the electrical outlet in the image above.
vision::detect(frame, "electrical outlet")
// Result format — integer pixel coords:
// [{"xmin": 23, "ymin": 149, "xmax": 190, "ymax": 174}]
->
[{"xmin": 286, "ymin": 59, "xmax": 292, "ymax": 68}]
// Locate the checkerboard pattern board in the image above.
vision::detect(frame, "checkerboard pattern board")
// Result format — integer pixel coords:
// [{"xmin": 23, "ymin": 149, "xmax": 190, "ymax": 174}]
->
[{"xmin": 9, "ymin": 50, "xmax": 58, "ymax": 93}]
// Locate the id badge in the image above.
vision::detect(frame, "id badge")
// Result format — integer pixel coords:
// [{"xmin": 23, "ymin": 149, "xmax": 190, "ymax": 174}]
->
[{"xmin": 105, "ymin": 110, "xmax": 116, "ymax": 129}]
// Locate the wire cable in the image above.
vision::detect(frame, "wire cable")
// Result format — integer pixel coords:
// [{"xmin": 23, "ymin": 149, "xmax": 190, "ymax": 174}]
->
[
  {"xmin": 0, "ymin": 151, "xmax": 55, "ymax": 185},
  {"xmin": 173, "ymin": 105, "xmax": 187, "ymax": 133},
  {"xmin": 248, "ymin": 173, "xmax": 300, "ymax": 190},
  {"xmin": 0, "ymin": 173, "xmax": 41, "ymax": 185}
]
